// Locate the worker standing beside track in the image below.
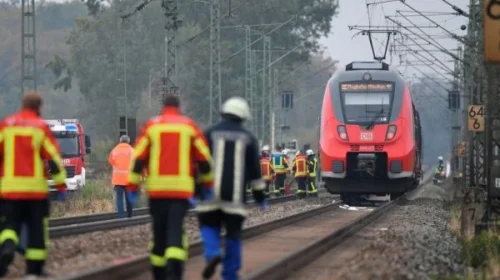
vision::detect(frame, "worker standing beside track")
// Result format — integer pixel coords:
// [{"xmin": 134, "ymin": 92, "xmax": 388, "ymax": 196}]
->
[
  {"xmin": 306, "ymin": 149, "xmax": 318, "ymax": 197},
  {"xmin": 108, "ymin": 134, "xmax": 134, "ymax": 218},
  {"xmin": 0, "ymin": 92, "xmax": 67, "ymax": 277},
  {"xmin": 126, "ymin": 94, "xmax": 214, "ymax": 280},
  {"xmin": 196, "ymin": 97, "xmax": 267, "ymax": 280},
  {"xmin": 292, "ymin": 150, "xmax": 309, "ymax": 199},
  {"xmin": 271, "ymin": 145, "xmax": 288, "ymax": 196}
]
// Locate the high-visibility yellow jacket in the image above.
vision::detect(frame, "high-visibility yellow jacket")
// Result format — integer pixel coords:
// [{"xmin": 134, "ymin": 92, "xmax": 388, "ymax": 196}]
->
[
  {"xmin": 0, "ymin": 109, "xmax": 67, "ymax": 199},
  {"xmin": 127, "ymin": 107, "xmax": 214, "ymax": 199}
]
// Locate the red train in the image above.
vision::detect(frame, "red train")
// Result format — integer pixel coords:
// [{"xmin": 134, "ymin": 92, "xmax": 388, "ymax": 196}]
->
[{"xmin": 319, "ymin": 61, "xmax": 423, "ymax": 203}]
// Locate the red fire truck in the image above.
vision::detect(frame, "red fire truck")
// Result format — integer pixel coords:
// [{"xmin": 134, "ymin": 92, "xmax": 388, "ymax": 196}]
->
[{"xmin": 45, "ymin": 119, "xmax": 91, "ymax": 192}]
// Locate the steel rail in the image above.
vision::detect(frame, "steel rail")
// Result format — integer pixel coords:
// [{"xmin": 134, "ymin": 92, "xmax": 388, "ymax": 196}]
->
[
  {"xmin": 49, "ymin": 193, "xmax": 256, "ymax": 227},
  {"xmin": 49, "ymin": 189, "xmax": 328, "ymax": 238},
  {"xmin": 245, "ymin": 167, "xmax": 436, "ymax": 280},
  {"xmin": 48, "ymin": 189, "xmax": 302, "ymax": 227},
  {"xmin": 58, "ymin": 197, "xmax": 340, "ymax": 280}
]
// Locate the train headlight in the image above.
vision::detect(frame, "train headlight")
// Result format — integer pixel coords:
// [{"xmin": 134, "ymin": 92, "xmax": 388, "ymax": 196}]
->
[
  {"xmin": 385, "ymin": 125, "xmax": 397, "ymax": 140},
  {"xmin": 337, "ymin": 125, "xmax": 348, "ymax": 140}
]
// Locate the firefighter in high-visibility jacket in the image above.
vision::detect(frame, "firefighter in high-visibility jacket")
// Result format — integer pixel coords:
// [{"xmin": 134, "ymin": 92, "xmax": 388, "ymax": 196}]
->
[
  {"xmin": 195, "ymin": 97, "xmax": 267, "ymax": 280},
  {"xmin": 260, "ymin": 147, "xmax": 274, "ymax": 198},
  {"xmin": 292, "ymin": 150, "xmax": 309, "ymax": 199},
  {"xmin": 0, "ymin": 92, "xmax": 67, "ymax": 277},
  {"xmin": 306, "ymin": 149, "xmax": 318, "ymax": 196},
  {"xmin": 271, "ymin": 145, "xmax": 288, "ymax": 196},
  {"xmin": 126, "ymin": 94, "xmax": 214, "ymax": 280}
]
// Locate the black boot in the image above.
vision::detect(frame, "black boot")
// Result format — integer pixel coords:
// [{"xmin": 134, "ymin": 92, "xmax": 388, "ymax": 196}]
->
[
  {"xmin": 26, "ymin": 260, "xmax": 44, "ymax": 276},
  {"xmin": 202, "ymin": 255, "xmax": 222, "ymax": 279},
  {"xmin": 166, "ymin": 259, "xmax": 184, "ymax": 280},
  {"xmin": 151, "ymin": 265, "xmax": 166, "ymax": 280},
  {"xmin": 0, "ymin": 239, "xmax": 16, "ymax": 275}
]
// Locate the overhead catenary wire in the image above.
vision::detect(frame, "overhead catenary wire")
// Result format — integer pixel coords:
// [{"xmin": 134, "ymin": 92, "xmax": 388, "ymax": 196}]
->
[
  {"xmin": 220, "ymin": 16, "xmax": 297, "ymax": 64},
  {"xmin": 178, "ymin": 0, "xmax": 255, "ymax": 48}
]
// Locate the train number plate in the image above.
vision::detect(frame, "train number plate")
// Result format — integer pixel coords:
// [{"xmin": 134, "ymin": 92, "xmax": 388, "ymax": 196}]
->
[
  {"xmin": 360, "ymin": 132, "xmax": 373, "ymax": 141},
  {"xmin": 359, "ymin": 145, "xmax": 375, "ymax": 151}
]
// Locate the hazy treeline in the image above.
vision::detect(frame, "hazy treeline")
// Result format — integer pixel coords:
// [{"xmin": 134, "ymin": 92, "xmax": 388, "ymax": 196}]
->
[{"xmin": 0, "ymin": 0, "xmax": 339, "ymax": 147}]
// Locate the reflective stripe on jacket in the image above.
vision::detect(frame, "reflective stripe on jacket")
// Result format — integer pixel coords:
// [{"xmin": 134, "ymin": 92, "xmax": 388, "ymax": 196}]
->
[
  {"xmin": 0, "ymin": 110, "xmax": 67, "ymax": 199},
  {"xmin": 271, "ymin": 153, "xmax": 288, "ymax": 174},
  {"xmin": 260, "ymin": 157, "xmax": 273, "ymax": 181},
  {"xmin": 128, "ymin": 107, "xmax": 214, "ymax": 199},
  {"xmin": 108, "ymin": 143, "xmax": 134, "ymax": 185},
  {"xmin": 308, "ymin": 157, "xmax": 317, "ymax": 177},
  {"xmin": 292, "ymin": 154, "xmax": 308, "ymax": 178}
]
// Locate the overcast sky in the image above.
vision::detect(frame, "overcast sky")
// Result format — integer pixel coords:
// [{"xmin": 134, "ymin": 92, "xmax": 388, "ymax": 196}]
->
[{"xmin": 319, "ymin": 0, "xmax": 469, "ymax": 80}]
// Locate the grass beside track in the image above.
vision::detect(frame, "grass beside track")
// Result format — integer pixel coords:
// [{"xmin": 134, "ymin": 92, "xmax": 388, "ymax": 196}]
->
[
  {"xmin": 442, "ymin": 206, "xmax": 500, "ymax": 280},
  {"xmin": 50, "ymin": 177, "xmax": 149, "ymax": 218}
]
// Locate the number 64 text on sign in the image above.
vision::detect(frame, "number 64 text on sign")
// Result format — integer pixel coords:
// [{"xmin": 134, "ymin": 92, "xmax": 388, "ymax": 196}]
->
[{"xmin": 468, "ymin": 105, "xmax": 485, "ymax": 132}]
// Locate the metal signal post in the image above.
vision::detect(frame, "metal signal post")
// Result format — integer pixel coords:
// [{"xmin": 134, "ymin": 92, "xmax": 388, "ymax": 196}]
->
[
  {"xmin": 21, "ymin": 0, "xmax": 36, "ymax": 95},
  {"xmin": 209, "ymin": 0, "xmax": 221, "ymax": 124},
  {"xmin": 161, "ymin": 0, "xmax": 180, "ymax": 105},
  {"xmin": 482, "ymin": 0, "xmax": 500, "ymax": 230}
]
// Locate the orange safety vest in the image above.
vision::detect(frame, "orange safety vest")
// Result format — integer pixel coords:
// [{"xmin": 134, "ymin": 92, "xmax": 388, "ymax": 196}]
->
[
  {"xmin": 128, "ymin": 107, "xmax": 214, "ymax": 199},
  {"xmin": 292, "ymin": 154, "xmax": 308, "ymax": 178},
  {"xmin": 108, "ymin": 143, "xmax": 134, "ymax": 186},
  {"xmin": 0, "ymin": 109, "xmax": 67, "ymax": 199},
  {"xmin": 260, "ymin": 157, "xmax": 273, "ymax": 181}
]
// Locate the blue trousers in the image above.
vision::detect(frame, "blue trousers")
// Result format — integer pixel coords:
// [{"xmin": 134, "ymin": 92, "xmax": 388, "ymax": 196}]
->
[
  {"xmin": 114, "ymin": 185, "xmax": 133, "ymax": 218},
  {"xmin": 198, "ymin": 210, "xmax": 244, "ymax": 280}
]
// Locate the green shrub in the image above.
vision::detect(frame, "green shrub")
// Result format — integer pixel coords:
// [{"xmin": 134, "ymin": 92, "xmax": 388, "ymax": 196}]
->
[{"xmin": 462, "ymin": 232, "xmax": 500, "ymax": 268}]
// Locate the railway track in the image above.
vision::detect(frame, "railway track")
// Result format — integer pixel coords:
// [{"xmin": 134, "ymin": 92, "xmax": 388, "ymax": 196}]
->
[
  {"xmin": 49, "ymin": 189, "xmax": 328, "ymax": 238},
  {"xmin": 58, "ymin": 167, "xmax": 433, "ymax": 280},
  {"xmin": 49, "ymin": 194, "xmax": 259, "ymax": 227}
]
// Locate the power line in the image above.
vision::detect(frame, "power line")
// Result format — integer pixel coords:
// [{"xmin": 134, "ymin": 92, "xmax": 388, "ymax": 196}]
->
[{"xmin": 178, "ymin": 0, "xmax": 255, "ymax": 48}]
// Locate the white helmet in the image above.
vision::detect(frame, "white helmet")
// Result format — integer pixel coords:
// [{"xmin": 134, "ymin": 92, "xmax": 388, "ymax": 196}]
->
[
  {"xmin": 438, "ymin": 156, "xmax": 443, "ymax": 161},
  {"xmin": 282, "ymin": 149, "xmax": 288, "ymax": 154},
  {"xmin": 262, "ymin": 145, "xmax": 270, "ymax": 152},
  {"xmin": 306, "ymin": 149, "xmax": 314, "ymax": 155},
  {"xmin": 221, "ymin": 97, "xmax": 251, "ymax": 120}
]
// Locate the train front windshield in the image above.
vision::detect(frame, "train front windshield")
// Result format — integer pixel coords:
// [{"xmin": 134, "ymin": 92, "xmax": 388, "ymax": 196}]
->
[{"xmin": 340, "ymin": 82, "xmax": 394, "ymax": 124}]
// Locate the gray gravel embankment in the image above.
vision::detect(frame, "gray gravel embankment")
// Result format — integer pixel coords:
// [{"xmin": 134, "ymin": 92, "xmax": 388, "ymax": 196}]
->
[
  {"xmin": 4, "ymin": 195, "xmax": 335, "ymax": 279},
  {"xmin": 334, "ymin": 182, "xmax": 465, "ymax": 280}
]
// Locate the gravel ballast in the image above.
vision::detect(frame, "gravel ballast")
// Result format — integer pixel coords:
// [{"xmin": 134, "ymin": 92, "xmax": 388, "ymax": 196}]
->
[
  {"xmin": 4, "ymin": 195, "xmax": 334, "ymax": 278},
  {"xmin": 334, "ymin": 182, "xmax": 465, "ymax": 280}
]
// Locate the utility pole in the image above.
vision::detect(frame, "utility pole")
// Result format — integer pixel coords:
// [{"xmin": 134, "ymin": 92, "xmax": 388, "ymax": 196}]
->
[
  {"xmin": 209, "ymin": 0, "xmax": 221, "ymax": 124},
  {"xmin": 21, "ymin": 0, "xmax": 36, "ymax": 95},
  {"xmin": 260, "ymin": 36, "xmax": 271, "ymax": 142},
  {"xmin": 449, "ymin": 47, "xmax": 463, "ymax": 176},
  {"xmin": 245, "ymin": 26, "xmax": 253, "ymax": 131},
  {"xmin": 122, "ymin": 25, "xmax": 128, "ymax": 135},
  {"xmin": 161, "ymin": 0, "xmax": 180, "ymax": 106},
  {"xmin": 271, "ymin": 68, "xmax": 279, "ymax": 150},
  {"xmin": 251, "ymin": 49, "xmax": 257, "ymax": 134}
]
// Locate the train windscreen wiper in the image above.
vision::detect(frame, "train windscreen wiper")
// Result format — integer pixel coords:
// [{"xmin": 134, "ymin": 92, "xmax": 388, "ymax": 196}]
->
[{"xmin": 365, "ymin": 107, "xmax": 386, "ymax": 130}]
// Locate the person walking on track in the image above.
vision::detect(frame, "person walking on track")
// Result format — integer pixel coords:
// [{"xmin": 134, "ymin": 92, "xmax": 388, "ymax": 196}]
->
[
  {"xmin": 108, "ymin": 134, "xmax": 134, "ymax": 218},
  {"xmin": 0, "ymin": 92, "xmax": 67, "ymax": 277},
  {"xmin": 126, "ymin": 94, "xmax": 214, "ymax": 280},
  {"xmin": 195, "ymin": 96, "xmax": 268, "ymax": 280}
]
